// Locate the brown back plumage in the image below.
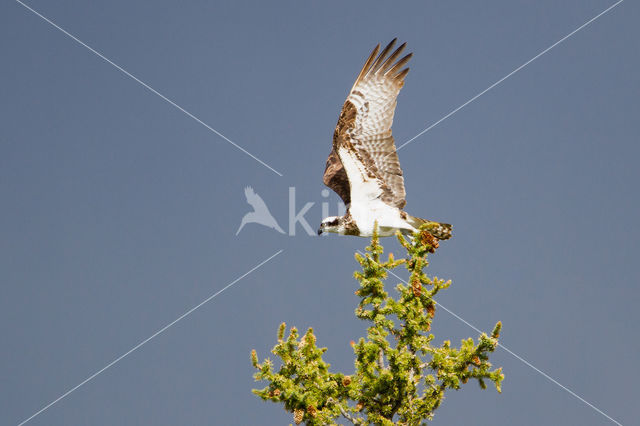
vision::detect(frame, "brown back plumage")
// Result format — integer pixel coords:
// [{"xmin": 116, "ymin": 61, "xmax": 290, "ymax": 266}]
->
[{"xmin": 323, "ymin": 39, "xmax": 411, "ymax": 209}]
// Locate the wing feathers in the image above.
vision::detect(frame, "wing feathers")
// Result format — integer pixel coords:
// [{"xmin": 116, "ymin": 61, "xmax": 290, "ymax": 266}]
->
[
  {"xmin": 349, "ymin": 44, "xmax": 380, "ymax": 93},
  {"xmin": 326, "ymin": 39, "xmax": 412, "ymax": 209},
  {"xmin": 394, "ymin": 67, "xmax": 410, "ymax": 82},
  {"xmin": 377, "ymin": 43, "xmax": 407, "ymax": 75},
  {"xmin": 369, "ymin": 38, "xmax": 398, "ymax": 73},
  {"xmin": 385, "ymin": 53, "xmax": 412, "ymax": 78},
  {"xmin": 323, "ymin": 149, "xmax": 351, "ymax": 205}
]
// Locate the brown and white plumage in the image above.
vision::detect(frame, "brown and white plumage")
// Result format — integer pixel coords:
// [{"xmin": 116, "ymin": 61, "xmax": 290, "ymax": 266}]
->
[
  {"xmin": 324, "ymin": 39, "xmax": 409, "ymax": 209},
  {"xmin": 319, "ymin": 39, "xmax": 452, "ymax": 240}
]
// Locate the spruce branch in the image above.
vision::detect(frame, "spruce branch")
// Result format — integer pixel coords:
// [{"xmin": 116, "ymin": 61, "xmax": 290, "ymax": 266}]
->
[{"xmin": 251, "ymin": 224, "xmax": 504, "ymax": 424}]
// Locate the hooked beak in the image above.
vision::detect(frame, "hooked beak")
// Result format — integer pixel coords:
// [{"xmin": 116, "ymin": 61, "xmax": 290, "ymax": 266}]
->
[{"xmin": 317, "ymin": 228, "xmax": 323, "ymax": 235}]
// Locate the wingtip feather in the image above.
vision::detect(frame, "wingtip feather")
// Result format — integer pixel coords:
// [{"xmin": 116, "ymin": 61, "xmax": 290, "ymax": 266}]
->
[
  {"xmin": 369, "ymin": 39, "xmax": 398, "ymax": 73},
  {"xmin": 395, "ymin": 67, "xmax": 410, "ymax": 82},
  {"xmin": 386, "ymin": 53, "xmax": 413, "ymax": 78},
  {"xmin": 350, "ymin": 39, "xmax": 412, "ymax": 92},
  {"xmin": 378, "ymin": 42, "xmax": 407, "ymax": 75}
]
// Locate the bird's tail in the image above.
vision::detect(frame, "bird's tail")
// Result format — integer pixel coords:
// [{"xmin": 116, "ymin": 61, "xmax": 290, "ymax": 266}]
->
[{"xmin": 406, "ymin": 215, "xmax": 452, "ymax": 240}]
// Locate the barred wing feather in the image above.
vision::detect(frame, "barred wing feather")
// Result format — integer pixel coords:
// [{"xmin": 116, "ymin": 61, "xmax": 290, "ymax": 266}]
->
[{"xmin": 324, "ymin": 39, "xmax": 411, "ymax": 209}]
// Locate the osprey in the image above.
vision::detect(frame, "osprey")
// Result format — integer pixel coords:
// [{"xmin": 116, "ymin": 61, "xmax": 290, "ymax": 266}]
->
[{"xmin": 318, "ymin": 39, "xmax": 452, "ymax": 239}]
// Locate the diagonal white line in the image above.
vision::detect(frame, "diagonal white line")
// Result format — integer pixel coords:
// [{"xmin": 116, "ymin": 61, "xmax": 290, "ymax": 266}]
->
[
  {"xmin": 433, "ymin": 302, "xmax": 623, "ymax": 426},
  {"xmin": 17, "ymin": 249, "xmax": 284, "ymax": 426},
  {"xmin": 395, "ymin": 0, "xmax": 624, "ymax": 154},
  {"xmin": 15, "ymin": 0, "xmax": 283, "ymax": 177},
  {"xmin": 365, "ymin": 252, "xmax": 623, "ymax": 426}
]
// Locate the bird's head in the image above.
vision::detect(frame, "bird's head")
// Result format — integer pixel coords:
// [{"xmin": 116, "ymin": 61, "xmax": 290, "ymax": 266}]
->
[{"xmin": 318, "ymin": 216, "xmax": 344, "ymax": 235}]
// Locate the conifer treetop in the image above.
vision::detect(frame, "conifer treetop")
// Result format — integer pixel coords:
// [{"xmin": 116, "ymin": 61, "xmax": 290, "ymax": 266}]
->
[{"xmin": 252, "ymin": 225, "xmax": 503, "ymax": 425}]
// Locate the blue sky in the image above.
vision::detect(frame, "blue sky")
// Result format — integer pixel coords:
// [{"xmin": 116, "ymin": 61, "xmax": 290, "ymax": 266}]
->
[{"xmin": 1, "ymin": 1, "xmax": 638, "ymax": 425}]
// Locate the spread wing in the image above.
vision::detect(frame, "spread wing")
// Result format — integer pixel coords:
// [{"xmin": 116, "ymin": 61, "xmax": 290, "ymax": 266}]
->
[
  {"xmin": 323, "ymin": 38, "xmax": 411, "ymax": 209},
  {"xmin": 244, "ymin": 186, "xmax": 268, "ymax": 212}
]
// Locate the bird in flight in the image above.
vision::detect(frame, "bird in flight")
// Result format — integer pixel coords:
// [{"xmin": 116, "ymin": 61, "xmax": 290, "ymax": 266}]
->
[
  {"xmin": 318, "ymin": 39, "xmax": 452, "ymax": 240},
  {"xmin": 236, "ymin": 186, "xmax": 285, "ymax": 235}
]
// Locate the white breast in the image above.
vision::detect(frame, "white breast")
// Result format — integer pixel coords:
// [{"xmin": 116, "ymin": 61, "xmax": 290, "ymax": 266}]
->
[
  {"xmin": 350, "ymin": 199, "xmax": 408, "ymax": 236},
  {"xmin": 337, "ymin": 146, "xmax": 413, "ymax": 236}
]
